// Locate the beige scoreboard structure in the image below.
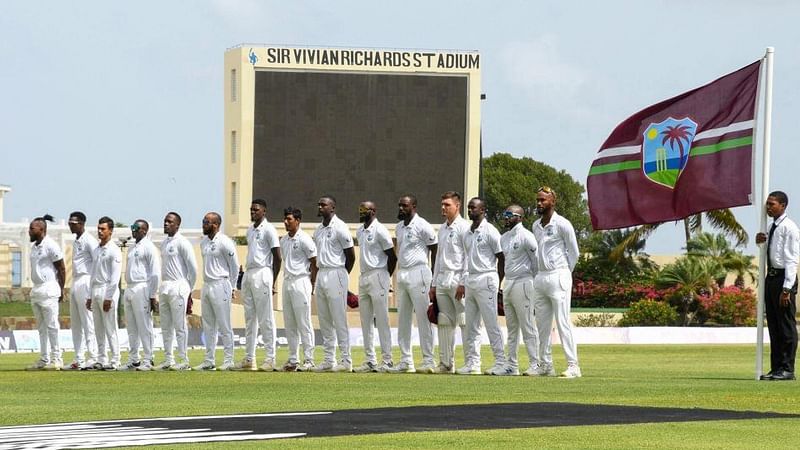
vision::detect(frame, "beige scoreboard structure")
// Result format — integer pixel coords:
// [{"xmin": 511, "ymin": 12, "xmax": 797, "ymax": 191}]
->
[{"xmin": 223, "ymin": 44, "xmax": 482, "ymax": 236}]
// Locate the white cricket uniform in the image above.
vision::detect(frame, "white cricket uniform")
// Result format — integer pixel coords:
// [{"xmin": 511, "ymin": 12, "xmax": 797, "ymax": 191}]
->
[
  {"xmin": 242, "ymin": 219, "xmax": 280, "ymax": 363},
  {"xmin": 124, "ymin": 237, "xmax": 160, "ymax": 365},
  {"xmin": 280, "ymin": 229, "xmax": 317, "ymax": 364},
  {"xmin": 29, "ymin": 236, "xmax": 64, "ymax": 363},
  {"xmin": 395, "ymin": 214, "xmax": 437, "ymax": 366},
  {"xmin": 200, "ymin": 233, "xmax": 239, "ymax": 366},
  {"xmin": 313, "ymin": 215, "xmax": 354, "ymax": 365},
  {"xmin": 500, "ymin": 222, "xmax": 539, "ymax": 370},
  {"xmin": 463, "ymin": 218, "xmax": 505, "ymax": 368},
  {"xmin": 432, "ymin": 216, "xmax": 470, "ymax": 369},
  {"xmin": 90, "ymin": 240, "xmax": 122, "ymax": 366},
  {"xmin": 70, "ymin": 232, "xmax": 99, "ymax": 365},
  {"xmin": 532, "ymin": 211, "xmax": 580, "ymax": 368},
  {"xmin": 159, "ymin": 232, "xmax": 197, "ymax": 365},
  {"xmin": 356, "ymin": 219, "xmax": 394, "ymax": 365}
]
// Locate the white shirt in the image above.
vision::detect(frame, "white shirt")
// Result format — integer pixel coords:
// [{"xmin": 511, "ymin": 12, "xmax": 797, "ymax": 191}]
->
[
  {"xmin": 313, "ymin": 215, "xmax": 354, "ymax": 269},
  {"xmin": 246, "ymin": 219, "xmax": 280, "ymax": 270},
  {"xmin": 160, "ymin": 232, "xmax": 198, "ymax": 288},
  {"xmin": 125, "ymin": 237, "xmax": 161, "ymax": 298},
  {"xmin": 432, "ymin": 216, "xmax": 469, "ymax": 284},
  {"xmin": 357, "ymin": 219, "xmax": 394, "ymax": 273},
  {"xmin": 501, "ymin": 222, "xmax": 538, "ymax": 280},
  {"xmin": 280, "ymin": 230, "xmax": 317, "ymax": 277},
  {"xmin": 464, "ymin": 218, "xmax": 502, "ymax": 277},
  {"xmin": 30, "ymin": 236, "xmax": 63, "ymax": 286},
  {"xmin": 91, "ymin": 240, "xmax": 122, "ymax": 300},
  {"xmin": 396, "ymin": 214, "xmax": 437, "ymax": 269},
  {"xmin": 72, "ymin": 232, "xmax": 98, "ymax": 278},
  {"xmin": 200, "ymin": 233, "xmax": 239, "ymax": 291},
  {"xmin": 532, "ymin": 212, "xmax": 579, "ymax": 272},
  {"xmin": 767, "ymin": 213, "xmax": 800, "ymax": 289}
]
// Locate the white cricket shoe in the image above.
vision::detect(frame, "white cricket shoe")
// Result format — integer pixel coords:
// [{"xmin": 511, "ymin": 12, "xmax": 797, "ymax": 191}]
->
[
  {"xmin": 43, "ymin": 360, "xmax": 63, "ymax": 371},
  {"xmin": 313, "ymin": 361, "xmax": 335, "ymax": 373},
  {"xmin": 259, "ymin": 359, "xmax": 277, "ymax": 372},
  {"xmin": 136, "ymin": 362, "xmax": 153, "ymax": 371},
  {"xmin": 27, "ymin": 359, "xmax": 48, "ymax": 370},
  {"xmin": 171, "ymin": 362, "xmax": 192, "ymax": 371},
  {"xmin": 234, "ymin": 357, "xmax": 257, "ymax": 371},
  {"xmin": 282, "ymin": 361, "xmax": 299, "ymax": 372},
  {"xmin": 297, "ymin": 360, "xmax": 316, "ymax": 372},
  {"xmin": 456, "ymin": 364, "xmax": 482, "ymax": 375},
  {"xmin": 193, "ymin": 361, "xmax": 216, "ymax": 371},
  {"xmin": 492, "ymin": 365, "xmax": 519, "ymax": 376},
  {"xmin": 119, "ymin": 361, "xmax": 140, "ymax": 371},
  {"xmin": 435, "ymin": 362, "xmax": 455, "ymax": 374},
  {"xmin": 354, "ymin": 361, "xmax": 378, "ymax": 373},
  {"xmin": 560, "ymin": 364, "xmax": 582, "ymax": 378},
  {"xmin": 332, "ymin": 360, "xmax": 353, "ymax": 373},
  {"xmin": 218, "ymin": 361, "xmax": 236, "ymax": 371},
  {"xmin": 155, "ymin": 361, "xmax": 174, "ymax": 371},
  {"xmin": 376, "ymin": 361, "xmax": 394, "ymax": 373},
  {"xmin": 416, "ymin": 361, "xmax": 436, "ymax": 374},
  {"xmin": 388, "ymin": 361, "xmax": 416, "ymax": 373}
]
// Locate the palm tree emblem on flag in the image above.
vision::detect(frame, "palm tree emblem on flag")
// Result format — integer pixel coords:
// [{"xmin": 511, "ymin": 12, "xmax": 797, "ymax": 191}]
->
[{"xmin": 642, "ymin": 117, "xmax": 698, "ymax": 188}]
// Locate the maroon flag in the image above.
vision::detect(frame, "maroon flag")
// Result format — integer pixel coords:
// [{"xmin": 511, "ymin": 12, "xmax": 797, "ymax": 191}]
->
[{"xmin": 587, "ymin": 60, "xmax": 762, "ymax": 230}]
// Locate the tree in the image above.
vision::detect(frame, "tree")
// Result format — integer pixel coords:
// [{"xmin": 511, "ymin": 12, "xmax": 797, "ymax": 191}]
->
[
  {"xmin": 482, "ymin": 153, "xmax": 590, "ymax": 239},
  {"xmin": 686, "ymin": 232, "xmax": 757, "ymax": 288},
  {"xmin": 655, "ymin": 256, "xmax": 722, "ymax": 325},
  {"xmin": 576, "ymin": 229, "xmax": 657, "ymax": 283}
]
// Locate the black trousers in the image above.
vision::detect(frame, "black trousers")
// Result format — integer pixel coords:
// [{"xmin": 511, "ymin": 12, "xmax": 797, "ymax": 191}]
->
[{"xmin": 764, "ymin": 274, "xmax": 798, "ymax": 373}]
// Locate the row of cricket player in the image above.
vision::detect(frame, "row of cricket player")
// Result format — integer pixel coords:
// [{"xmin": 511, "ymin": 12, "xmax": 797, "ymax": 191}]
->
[{"xmin": 26, "ymin": 187, "xmax": 581, "ymax": 377}]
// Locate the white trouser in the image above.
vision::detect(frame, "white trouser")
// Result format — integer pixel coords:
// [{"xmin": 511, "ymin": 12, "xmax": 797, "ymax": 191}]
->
[
  {"xmin": 31, "ymin": 281, "xmax": 61, "ymax": 363},
  {"xmin": 358, "ymin": 269, "xmax": 393, "ymax": 364},
  {"xmin": 91, "ymin": 284, "xmax": 120, "ymax": 365},
  {"xmin": 534, "ymin": 269, "xmax": 578, "ymax": 366},
  {"xmin": 314, "ymin": 267, "xmax": 351, "ymax": 364},
  {"xmin": 201, "ymin": 279, "xmax": 234, "ymax": 365},
  {"xmin": 70, "ymin": 274, "xmax": 98, "ymax": 364},
  {"xmin": 282, "ymin": 275, "xmax": 315, "ymax": 364},
  {"xmin": 396, "ymin": 265, "xmax": 434, "ymax": 365},
  {"xmin": 242, "ymin": 267, "xmax": 276, "ymax": 362},
  {"xmin": 464, "ymin": 272, "xmax": 505, "ymax": 367},
  {"xmin": 434, "ymin": 270, "xmax": 474, "ymax": 368},
  {"xmin": 123, "ymin": 282, "xmax": 154, "ymax": 363},
  {"xmin": 159, "ymin": 279, "xmax": 191, "ymax": 364},
  {"xmin": 503, "ymin": 276, "xmax": 539, "ymax": 370}
]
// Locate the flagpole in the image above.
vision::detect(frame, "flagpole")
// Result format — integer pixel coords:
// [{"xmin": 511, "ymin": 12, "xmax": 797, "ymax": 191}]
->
[{"xmin": 755, "ymin": 47, "xmax": 774, "ymax": 380}]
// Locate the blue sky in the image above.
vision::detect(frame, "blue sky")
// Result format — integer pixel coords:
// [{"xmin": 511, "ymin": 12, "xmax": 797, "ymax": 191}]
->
[{"xmin": 2, "ymin": 0, "xmax": 799, "ymax": 255}]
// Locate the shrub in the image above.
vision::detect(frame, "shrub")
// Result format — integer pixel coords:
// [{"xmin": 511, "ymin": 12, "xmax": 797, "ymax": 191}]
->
[
  {"xmin": 697, "ymin": 286, "xmax": 756, "ymax": 326},
  {"xmin": 574, "ymin": 312, "xmax": 618, "ymax": 327},
  {"xmin": 618, "ymin": 299, "xmax": 678, "ymax": 326},
  {"xmin": 572, "ymin": 280, "xmax": 678, "ymax": 308}
]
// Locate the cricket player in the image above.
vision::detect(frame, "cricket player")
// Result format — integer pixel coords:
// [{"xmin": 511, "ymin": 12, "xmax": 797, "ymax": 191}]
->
[
  {"xmin": 459, "ymin": 197, "xmax": 506, "ymax": 376},
  {"xmin": 26, "ymin": 215, "xmax": 66, "ymax": 371},
  {"xmin": 312, "ymin": 196, "xmax": 356, "ymax": 373},
  {"xmin": 236, "ymin": 199, "xmax": 282, "ymax": 372},
  {"xmin": 532, "ymin": 186, "xmax": 581, "ymax": 378},
  {"xmin": 429, "ymin": 191, "xmax": 470, "ymax": 374},
  {"xmin": 354, "ymin": 201, "xmax": 397, "ymax": 373},
  {"xmin": 392, "ymin": 194, "xmax": 438, "ymax": 374},
  {"xmin": 87, "ymin": 216, "xmax": 122, "ymax": 370},
  {"xmin": 157, "ymin": 212, "xmax": 197, "ymax": 371},
  {"xmin": 279, "ymin": 207, "xmax": 318, "ymax": 372},
  {"xmin": 66, "ymin": 211, "xmax": 99, "ymax": 370},
  {"xmin": 122, "ymin": 220, "xmax": 160, "ymax": 371},
  {"xmin": 499, "ymin": 204, "xmax": 539, "ymax": 376},
  {"xmin": 194, "ymin": 212, "xmax": 239, "ymax": 371}
]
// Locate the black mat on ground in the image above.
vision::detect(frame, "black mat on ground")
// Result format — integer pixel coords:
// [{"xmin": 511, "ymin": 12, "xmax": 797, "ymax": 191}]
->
[{"xmin": 1, "ymin": 403, "xmax": 796, "ymax": 449}]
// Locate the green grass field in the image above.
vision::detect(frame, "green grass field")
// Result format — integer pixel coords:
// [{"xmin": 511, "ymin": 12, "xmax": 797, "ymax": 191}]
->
[
  {"xmin": 1, "ymin": 345, "xmax": 798, "ymax": 449},
  {"xmin": 648, "ymin": 168, "xmax": 679, "ymax": 187}
]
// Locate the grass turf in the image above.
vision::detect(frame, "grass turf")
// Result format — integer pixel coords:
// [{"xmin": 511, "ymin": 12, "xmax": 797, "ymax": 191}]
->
[{"xmin": 1, "ymin": 344, "xmax": 798, "ymax": 448}]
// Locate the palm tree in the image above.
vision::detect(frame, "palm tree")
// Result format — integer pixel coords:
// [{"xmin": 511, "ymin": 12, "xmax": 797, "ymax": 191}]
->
[
  {"xmin": 661, "ymin": 123, "xmax": 694, "ymax": 165},
  {"xmin": 656, "ymin": 256, "xmax": 721, "ymax": 325},
  {"xmin": 686, "ymin": 232, "xmax": 758, "ymax": 287},
  {"xmin": 611, "ymin": 208, "xmax": 748, "ymax": 262}
]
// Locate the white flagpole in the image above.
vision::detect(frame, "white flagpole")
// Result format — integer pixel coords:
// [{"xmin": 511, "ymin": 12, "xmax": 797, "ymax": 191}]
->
[{"xmin": 755, "ymin": 47, "xmax": 774, "ymax": 380}]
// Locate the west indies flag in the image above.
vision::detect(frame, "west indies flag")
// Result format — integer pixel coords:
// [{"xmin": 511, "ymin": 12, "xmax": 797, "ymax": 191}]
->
[{"xmin": 587, "ymin": 60, "xmax": 762, "ymax": 230}]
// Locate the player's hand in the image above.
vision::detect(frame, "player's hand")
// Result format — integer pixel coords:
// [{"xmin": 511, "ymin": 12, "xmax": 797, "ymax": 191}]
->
[
  {"xmin": 86, "ymin": 299, "xmax": 92, "ymax": 311},
  {"xmin": 428, "ymin": 287, "xmax": 436, "ymax": 302},
  {"xmin": 102, "ymin": 299, "xmax": 112, "ymax": 312},
  {"xmin": 150, "ymin": 298, "xmax": 159, "ymax": 313},
  {"xmin": 455, "ymin": 285, "xmax": 465, "ymax": 300}
]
